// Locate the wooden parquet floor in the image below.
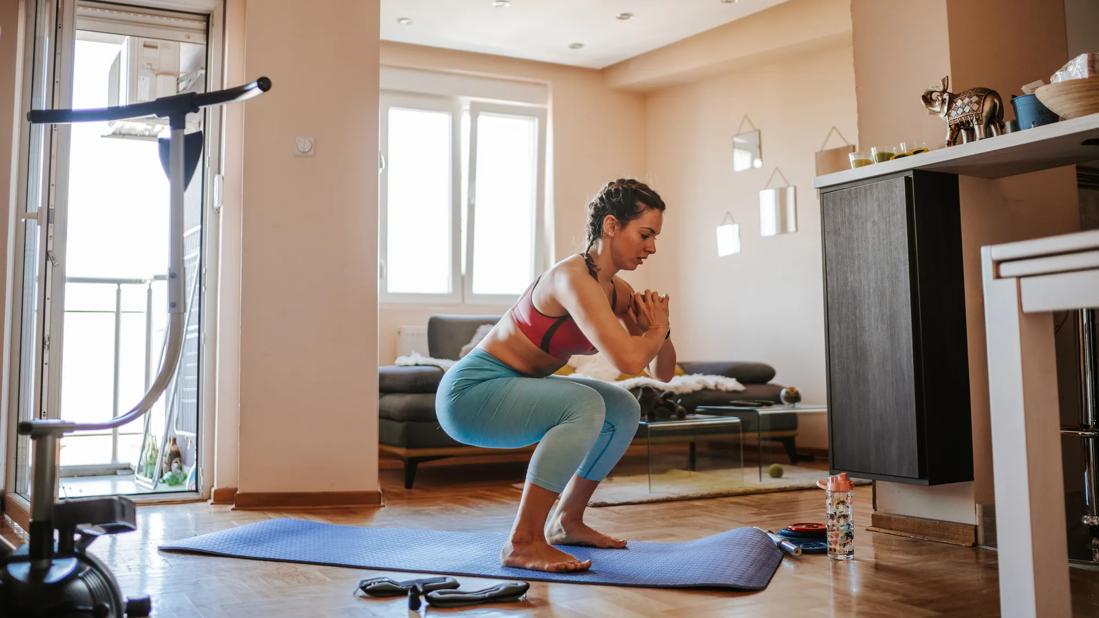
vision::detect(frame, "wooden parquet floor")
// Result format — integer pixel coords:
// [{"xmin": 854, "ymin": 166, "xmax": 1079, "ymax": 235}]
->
[{"xmin": 42, "ymin": 455, "xmax": 1099, "ymax": 616}]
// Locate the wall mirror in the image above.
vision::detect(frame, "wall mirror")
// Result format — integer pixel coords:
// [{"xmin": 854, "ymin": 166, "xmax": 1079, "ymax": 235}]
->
[
  {"xmin": 716, "ymin": 212, "xmax": 741, "ymax": 256},
  {"xmin": 759, "ymin": 186, "xmax": 797, "ymax": 235},
  {"xmin": 733, "ymin": 129, "xmax": 762, "ymax": 172},
  {"xmin": 759, "ymin": 168, "xmax": 797, "ymax": 236}
]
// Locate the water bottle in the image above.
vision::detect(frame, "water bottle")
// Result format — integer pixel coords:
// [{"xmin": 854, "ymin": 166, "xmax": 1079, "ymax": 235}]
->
[{"xmin": 824, "ymin": 472, "xmax": 854, "ymax": 560}]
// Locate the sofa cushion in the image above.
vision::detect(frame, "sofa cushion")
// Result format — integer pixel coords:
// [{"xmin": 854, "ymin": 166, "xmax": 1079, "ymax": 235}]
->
[
  {"xmin": 379, "ymin": 393, "xmax": 440, "ymax": 423},
  {"xmin": 379, "ymin": 365, "xmax": 444, "ymax": 393},
  {"xmin": 677, "ymin": 361, "xmax": 776, "ymax": 384},
  {"xmin": 428, "ymin": 315, "xmax": 500, "ymax": 360}
]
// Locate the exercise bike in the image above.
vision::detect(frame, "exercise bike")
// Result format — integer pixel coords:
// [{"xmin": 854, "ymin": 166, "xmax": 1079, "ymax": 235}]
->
[{"xmin": 0, "ymin": 76, "xmax": 271, "ymax": 617}]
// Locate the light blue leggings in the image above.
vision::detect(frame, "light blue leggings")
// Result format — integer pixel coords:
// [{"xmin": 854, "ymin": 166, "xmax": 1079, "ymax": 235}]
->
[{"xmin": 436, "ymin": 348, "xmax": 641, "ymax": 494}]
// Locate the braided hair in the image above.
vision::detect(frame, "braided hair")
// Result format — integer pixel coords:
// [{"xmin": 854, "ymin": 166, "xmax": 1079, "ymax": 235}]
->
[{"xmin": 583, "ymin": 178, "xmax": 666, "ymax": 278}]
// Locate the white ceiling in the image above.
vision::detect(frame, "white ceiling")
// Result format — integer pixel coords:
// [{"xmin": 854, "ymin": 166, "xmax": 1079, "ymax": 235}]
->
[{"xmin": 380, "ymin": 0, "xmax": 789, "ymax": 70}]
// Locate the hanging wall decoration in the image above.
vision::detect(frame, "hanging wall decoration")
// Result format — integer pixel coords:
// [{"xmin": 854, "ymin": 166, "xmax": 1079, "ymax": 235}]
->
[
  {"xmin": 732, "ymin": 115, "xmax": 763, "ymax": 172},
  {"xmin": 716, "ymin": 211, "xmax": 742, "ymax": 256},
  {"xmin": 759, "ymin": 168, "xmax": 797, "ymax": 237},
  {"xmin": 814, "ymin": 126, "xmax": 855, "ymax": 176}
]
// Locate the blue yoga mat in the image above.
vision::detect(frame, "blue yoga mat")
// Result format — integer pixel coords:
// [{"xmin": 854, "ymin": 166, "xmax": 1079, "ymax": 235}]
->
[{"xmin": 159, "ymin": 519, "xmax": 783, "ymax": 590}]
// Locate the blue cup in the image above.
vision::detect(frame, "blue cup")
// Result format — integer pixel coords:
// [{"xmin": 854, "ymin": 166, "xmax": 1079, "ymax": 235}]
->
[{"xmin": 1010, "ymin": 94, "xmax": 1059, "ymax": 129}]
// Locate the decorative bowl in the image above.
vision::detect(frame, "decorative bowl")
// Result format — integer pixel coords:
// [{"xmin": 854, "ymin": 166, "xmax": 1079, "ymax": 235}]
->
[{"xmin": 1034, "ymin": 77, "xmax": 1099, "ymax": 119}]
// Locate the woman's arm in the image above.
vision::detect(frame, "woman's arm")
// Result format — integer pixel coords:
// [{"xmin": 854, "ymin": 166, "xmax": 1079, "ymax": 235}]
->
[
  {"xmin": 554, "ymin": 268, "xmax": 668, "ymax": 375},
  {"xmin": 616, "ymin": 278, "xmax": 676, "ymax": 381},
  {"xmin": 616, "ymin": 279, "xmax": 645, "ymax": 336},
  {"xmin": 648, "ymin": 338, "xmax": 677, "ymax": 382}
]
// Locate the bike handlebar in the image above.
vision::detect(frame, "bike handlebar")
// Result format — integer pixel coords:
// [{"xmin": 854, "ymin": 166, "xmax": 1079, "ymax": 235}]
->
[
  {"xmin": 20, "ymin": 77, "xmax": 271, "ymax": 440},
  {"xmin": 28, "ymin": 76, "xmax": 271, "ymax": 125}
]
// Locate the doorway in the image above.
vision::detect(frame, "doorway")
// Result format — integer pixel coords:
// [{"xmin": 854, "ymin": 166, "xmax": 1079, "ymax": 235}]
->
[{"xmin": 7, "ymin": 0, "xmax": 223, "ymax": 504}]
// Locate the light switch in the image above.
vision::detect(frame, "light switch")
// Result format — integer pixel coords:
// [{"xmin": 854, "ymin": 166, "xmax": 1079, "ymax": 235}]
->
[{"xmin": 294, "ymin": 136, "xmax": 315, "ymax": 157}]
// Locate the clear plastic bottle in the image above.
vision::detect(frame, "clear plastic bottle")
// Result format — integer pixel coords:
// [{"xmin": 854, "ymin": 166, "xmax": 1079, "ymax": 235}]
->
[{"xmin": 824, "ymin": 472, "xmax": 855, "ymax": 560}]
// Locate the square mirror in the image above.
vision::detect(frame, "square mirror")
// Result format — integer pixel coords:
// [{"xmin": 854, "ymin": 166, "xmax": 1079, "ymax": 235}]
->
[
  {"xmin": 716, "ymin": 222, "xmax": 741, "ymax": 256},
  {"xmin": 733, "ymin": 129, "xmax": 762, "ymax": 172},
  {"xmin": 759, "ymin": 186, "xmax": 797, "ymax": 236}
]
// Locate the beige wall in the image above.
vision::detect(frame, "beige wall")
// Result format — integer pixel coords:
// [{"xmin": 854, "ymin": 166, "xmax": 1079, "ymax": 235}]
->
[
  {"xmin": 642, "ymin": 43, "xmax": 857, "ymax": 450},
  {"xmin": 235, "ymin": 0, "xmax": 379, "ymax": 495},
  {"xmin": 852, "ymin": 0, "xmax": 1079, "ymax": 524},
  {"xmin": 0, "ymin": 0, "xmax": 24, "ymax": 494},
  {"xmin": 850, "ymin": 0, "xmax": 950, "ymax": 150},
  {"xmin": 946, "ymin": 0, "xmax": 1076, "ymax": 509},
  {"xmin": 376, "ymin": 42, "xmax": 646, "ymax": 364}
]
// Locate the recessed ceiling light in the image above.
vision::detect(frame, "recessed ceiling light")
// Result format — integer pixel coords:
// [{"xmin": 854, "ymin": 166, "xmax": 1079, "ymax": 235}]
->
[
  {"xmin": 397, "ymin": 17, "xmax": 412, "ymax": 25},
  {"xmin": 616, "ymin": 12, "xmax": 633, "ymax": 20},
  {"xmin": 568, "ymin": 42, "xmax": 584, "ymax": 50},
  {"xmin": 721, "ymin": 0, "xmax": 739, "ymax": 4},
  {"xmin": 493, "ymin": 0, "xmax": 510, "ymax": 7}
]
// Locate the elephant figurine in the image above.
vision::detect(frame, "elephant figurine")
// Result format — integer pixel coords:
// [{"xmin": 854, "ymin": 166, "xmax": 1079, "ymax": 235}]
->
[{"xmin": 921, "ymin": 75, "xmax": 1005, "ymax": 146}]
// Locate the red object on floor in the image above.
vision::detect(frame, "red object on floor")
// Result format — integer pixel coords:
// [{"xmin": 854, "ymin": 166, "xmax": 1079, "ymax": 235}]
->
[{"xmin": 786, "ymin": 522, "xmax": 826, "ymax": 535}]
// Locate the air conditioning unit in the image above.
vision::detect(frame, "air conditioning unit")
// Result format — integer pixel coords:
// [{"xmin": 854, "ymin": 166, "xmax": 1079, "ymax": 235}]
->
[{"xmin": 105, "ymin": 37, "xmax": 203, "ymax": 140}]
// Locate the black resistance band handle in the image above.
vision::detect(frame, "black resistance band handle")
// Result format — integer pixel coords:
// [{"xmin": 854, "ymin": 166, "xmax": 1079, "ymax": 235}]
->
[{"xmin": 28, "ymin": 76, "xmax": 271, "ymax": 125}]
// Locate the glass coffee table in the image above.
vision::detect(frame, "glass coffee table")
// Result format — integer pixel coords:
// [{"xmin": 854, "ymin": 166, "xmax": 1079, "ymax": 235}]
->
[
  {"xmin": 638, "ymin": 414, "xmax": 743, "ymax": 492},
  {"xmin": 695, "ymin": 403, "xmax": 827, "ymax": 481}
]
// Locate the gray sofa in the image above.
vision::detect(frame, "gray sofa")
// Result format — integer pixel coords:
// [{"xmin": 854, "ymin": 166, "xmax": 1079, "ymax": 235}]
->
[{"xmin": 379, "ymin": 315, "xmax": 798, "ymax": 487}]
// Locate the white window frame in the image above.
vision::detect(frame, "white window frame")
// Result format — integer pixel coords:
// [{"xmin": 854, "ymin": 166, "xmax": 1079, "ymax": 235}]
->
[
  {"xmin": 378, "ymin": 92, "xmax": 462, "ymax": 304},
  {"xmin": 379, "ymin": 92, "xmax": 547, "ymax": 306},
  {"xmin": 464, "ymin": 101, "xmax": 547, "ymax": 306}
]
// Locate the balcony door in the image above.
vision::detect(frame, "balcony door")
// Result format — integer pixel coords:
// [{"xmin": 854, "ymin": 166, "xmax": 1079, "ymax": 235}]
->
[{"xmin": 7, "ymin": 0, "xmax": 224, "ymax": 505}]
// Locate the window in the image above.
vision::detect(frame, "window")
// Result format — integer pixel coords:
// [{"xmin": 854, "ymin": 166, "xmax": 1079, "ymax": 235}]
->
[{"xmin": 379, "ymin": 92, "xmax": 546, "ymax": 304}]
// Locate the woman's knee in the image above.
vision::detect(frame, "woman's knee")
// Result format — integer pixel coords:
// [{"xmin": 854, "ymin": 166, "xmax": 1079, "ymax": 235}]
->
[
  {"xmin": 604, "ymin": 388, "xmax": 641, "ymax": 430},
  {"xmin": 563, "ymin": 387, "xmax": 607, "ymax": 433}
]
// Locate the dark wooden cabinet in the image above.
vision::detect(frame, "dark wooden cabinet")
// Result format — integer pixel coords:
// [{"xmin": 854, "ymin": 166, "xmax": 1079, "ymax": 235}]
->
[{"xmin": 821, "ymin": 170, "xmax": 972, "ymax": 485}]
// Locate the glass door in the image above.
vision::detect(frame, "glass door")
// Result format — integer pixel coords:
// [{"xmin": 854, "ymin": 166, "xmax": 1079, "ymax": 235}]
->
[
  {"xmin": 9, "ymin": 0, "xmax": 221, "ymax": 502},
  {"xmin": 10, "ymin": 0, "xmax": 61, "ymax": 502}
]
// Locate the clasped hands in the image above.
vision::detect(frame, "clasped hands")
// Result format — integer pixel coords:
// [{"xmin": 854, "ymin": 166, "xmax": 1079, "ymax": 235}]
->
[{"xmin": 628, "ymin": 289, "xmax": 671, "ymax": 334}]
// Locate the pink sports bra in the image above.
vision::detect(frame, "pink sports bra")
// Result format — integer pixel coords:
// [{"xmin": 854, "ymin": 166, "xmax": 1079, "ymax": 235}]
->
[{"xmin": 511, "ymin": 274, "xmax": 618, "ymax": 359}]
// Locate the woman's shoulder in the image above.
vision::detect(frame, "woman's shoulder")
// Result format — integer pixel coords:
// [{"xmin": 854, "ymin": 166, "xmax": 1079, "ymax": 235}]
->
[
  {"xmin": 545, "ymin": 257, "xmax": 632, "ymax": 293},
  {"xmin": 541, "ymin": 256, "xmax": 604, "ymax": 303},
  {"xmin": 544, "ymin": 254, "xmax": 589, "ymax": 283}
]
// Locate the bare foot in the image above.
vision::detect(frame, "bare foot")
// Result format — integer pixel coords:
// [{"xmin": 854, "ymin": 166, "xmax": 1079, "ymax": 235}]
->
[
  {"xmin": 501, "ymin": 536, "xmax": 592, "ymax": 572},
  {"xmin": 545, "ymin": 515, "xmax": 628, "ymax": 548}
]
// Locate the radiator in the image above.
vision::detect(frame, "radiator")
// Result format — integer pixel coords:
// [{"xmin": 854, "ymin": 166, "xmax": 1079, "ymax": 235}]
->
[{"xmin": 397, "ymin": 325, "xmax": 429, "ymax": 357}]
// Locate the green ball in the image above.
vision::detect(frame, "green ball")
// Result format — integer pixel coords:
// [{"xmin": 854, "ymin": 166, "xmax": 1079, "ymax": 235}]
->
[{"xmin": 767, "ymin": 463, "xmax": 785, "ymax": 478}]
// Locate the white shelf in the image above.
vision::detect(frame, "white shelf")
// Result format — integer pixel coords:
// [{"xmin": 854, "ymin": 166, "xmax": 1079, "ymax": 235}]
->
[{"xmin": 815, "ymin": 112, "xmax": 1099, "ymax": 189}]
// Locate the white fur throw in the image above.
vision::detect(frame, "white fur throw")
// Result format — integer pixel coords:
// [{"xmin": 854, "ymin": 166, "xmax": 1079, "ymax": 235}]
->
[
  {"xmin": 394, "ymin": 352, "xmax": 455, "ymax": 371},
  {"xmin": 568, "ymin": 351, "xmax": 745, "ymax": 394},
  {"xmin": 614, "ymin": 373, "xmax": 745, "ymax": 395},
  {"xmin": 392, "ymin": 349, "xmax": 747, "ymax": 394}
]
